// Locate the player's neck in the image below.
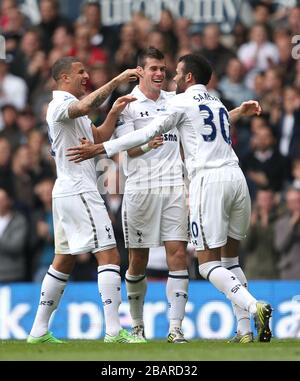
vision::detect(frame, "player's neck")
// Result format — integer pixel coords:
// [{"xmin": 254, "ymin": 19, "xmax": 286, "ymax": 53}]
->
[
  {"xmin": 139, "ymin": 85, "xmax": 160, "ymax": 101},
  {"xmin": 57, "ymin": 84, "xmax": 78, "ymax": 98}
]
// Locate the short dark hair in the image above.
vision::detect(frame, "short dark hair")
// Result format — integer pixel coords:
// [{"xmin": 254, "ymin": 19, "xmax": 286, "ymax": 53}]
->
[
  {"xmin": 178, "ymin": 54, "xmax": 212, "ymax": 85},
  {"xmin": 52, "ymin": 57, "xmax": 81, "ymax": 81},
  {"xmin": 137, "ymin": 46, "xmax": 165, "ymax": 67}
]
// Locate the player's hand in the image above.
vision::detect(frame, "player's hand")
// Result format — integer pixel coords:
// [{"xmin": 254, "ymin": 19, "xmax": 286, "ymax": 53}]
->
[
  {"xmin": 117, "ymin": 68, "xmax": 142, "ymax": 83},
  {"xmin": 148, "ymin": 136, "xmax": 164, "ymax": 149},
  {"xmin": 67, "ymin": 138, "xmax": 105, "ymax": 163},
  {"xmin": 239, "ymin": 100, "xmax": 262, "ymax": 117},
  {"xmin": 110, "ymin": 95, "xmax": 137, "ymax": 115}
]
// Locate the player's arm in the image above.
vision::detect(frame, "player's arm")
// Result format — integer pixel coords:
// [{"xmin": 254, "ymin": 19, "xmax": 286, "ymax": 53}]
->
[
  {"xmin": 92, "ymin": 95, "xmax": 137, "ymax": 144},
  {"xmin": 67, "ymin": 110, "xmax": 185, "ymax": 162},
  {"xmin": 68, "ymin": 69, "xmax": 141, "ymax": 119},
  {"xmin": 127, "ymin": 136, "xmax": 164, "ymax": 158},
  {"xmin": 229, "ymin": 100, "xmax": 262, "ymax": 123}
]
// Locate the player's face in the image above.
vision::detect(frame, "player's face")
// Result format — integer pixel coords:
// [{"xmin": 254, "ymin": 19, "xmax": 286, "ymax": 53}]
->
[
  {"xmin": 139, "ymin": 58, "xmax": 166, "ymax": 94},
  {"xmin": 174, "ymin": 61, "xmax": 188, "ymax": 94},
  {"xmin": 68, "ymin": 62, "xmax": 89, "ymax": 97}
]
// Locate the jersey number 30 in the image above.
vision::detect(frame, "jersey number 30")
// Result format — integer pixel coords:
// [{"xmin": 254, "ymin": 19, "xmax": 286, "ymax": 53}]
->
[{"xmin": 199, "ymin": 105, "xmax": 231, "ymax": 144}]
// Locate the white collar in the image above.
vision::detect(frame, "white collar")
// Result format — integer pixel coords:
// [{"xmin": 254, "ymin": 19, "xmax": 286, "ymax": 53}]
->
[
  {"xmin": 185, "ymin": 84, "xmax": 208, "ymax": 93},
  {"xmin": 52, "ymin": 90, "xmax": 77, "ymax": 100},
  {"xmin": 132, "ymin": 86, "xmax": 168, "ymax": 103}
]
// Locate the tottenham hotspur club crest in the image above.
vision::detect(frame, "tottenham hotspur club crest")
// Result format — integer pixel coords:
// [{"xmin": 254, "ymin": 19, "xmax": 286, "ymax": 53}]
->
[
  {"xmin": 136, "ymin": 230, "xmax": 143, "ymax": 243},
  {"xmin": 105, "ymin": 225, "xmax": 112, "ymax": 239}
]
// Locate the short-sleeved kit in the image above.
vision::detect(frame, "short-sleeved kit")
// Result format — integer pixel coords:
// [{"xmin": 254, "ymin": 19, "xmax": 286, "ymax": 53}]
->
[{"xmin": 47, "ymin": 91, "xmax": 116, "ymax": 254}]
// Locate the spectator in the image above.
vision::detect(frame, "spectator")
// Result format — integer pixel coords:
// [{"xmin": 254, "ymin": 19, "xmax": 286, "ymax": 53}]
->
[
  {"xmin": 274, "ymin": 187, "xmax": 300, "ymax": 279},
  {"xmin": 0, "ymin": 60, "xmax": 28, "ymax": 110},
  {"xmin": 277, "ymin": 86, "xmax": 300, "ymax": 161},
  {"xmin": 0, "ymin": 104, "xmax": 21, "ymax": 150},
  {"xmin": 219, "ymin": 58, "xmax": 255, "ymax": 107},
  {"xmin": 197, "ymin": 24, "xmax": 236, "ymax": 78},
  {"xmin": 242, "ymin": 189, "xmax": 279, "ymax": 279},
  {"xmin": 32, "ymin": 178, "xmax": 54, "ymax": 282},
  {"xmin": 0, "ymin": 187, "xmax": 28, "ymax": 282},
  {"xmin": 37, "ymin": 0, "xmax": 72, "ymax": 52},
  {"xmin": 242, "ymin": 125, "xmax": 288, "ymax": 197},
  {"xmin": 238, "ymin": 23, "xmax": 279, "ymax": 88},
  {"xmin": 0, "ymin": 137, "xmax": 14, "ymax": 195}
]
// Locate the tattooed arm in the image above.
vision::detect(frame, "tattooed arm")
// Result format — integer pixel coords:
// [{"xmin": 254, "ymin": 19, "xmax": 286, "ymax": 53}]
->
[{"xmin": 68, "ymin": 68, "xmax": 141, "ymax": 119}]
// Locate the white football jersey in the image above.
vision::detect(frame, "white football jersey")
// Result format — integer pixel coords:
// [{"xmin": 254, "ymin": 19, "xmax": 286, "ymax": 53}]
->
[
  {"xmin": 115, "ymin": 86, "xmax": 184, "ymax": 191},
  {"xmin": 47, "ymin": 91, "xmax": 97, "ymax": 197},
  {"xmin": 104, "ymin": 84, "xmax": 239, "ymax": 180}
]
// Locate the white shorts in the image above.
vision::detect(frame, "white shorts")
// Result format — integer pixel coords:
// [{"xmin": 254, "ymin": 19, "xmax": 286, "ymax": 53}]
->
[
  {"xmin": 53, "ymin": 192, "xmax": 116, "ymax": 255},
  {"xmin": 189, "ymin": 166, "xmax": 251, "ymax": 251},
  {"xmin": 122, "ymin": 186, "xmax": 189, "ymax": 248}
]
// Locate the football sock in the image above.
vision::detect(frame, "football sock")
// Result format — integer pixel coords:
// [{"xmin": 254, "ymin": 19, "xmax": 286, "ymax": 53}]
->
[
  {"xmin": 167, "ymin": 270, "xmax": 189, "ymax": 332},
  {"xmin": 98, "ymin": 264, "xmax": 122, "ymax": 336},
  {"xmin": 30, "ymin": 265, "xmax": 69, "ymax": 337},
  {"xmin": 221, "ymin": 257, "xmax": 251, "ymax": 335},
  {"xmin": 125, "ymin": 271, "xmax": 147, "ymax": 328},
  {"xmin": 199, "ymin": 261, "xmax": 257, "ymax": 313}
]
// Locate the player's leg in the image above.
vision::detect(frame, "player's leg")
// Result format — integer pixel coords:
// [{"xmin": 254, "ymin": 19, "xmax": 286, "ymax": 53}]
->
[
  {"xmin": 122, "ymin": 191, "xmax": 159, "ymax": 342},
  {"xmin": 27, "ymin": 254, "xmax": 75, "ymax": 343},
  {"xmin": 165, "ymin": 240, "xmax": 189, "ymax": 343},
  {"xmin": 221, "ymin": 237, "xmax": 253, "ymax": 342},
  {"xmin": 162, "ymin": 185, "xmax": 189, "ymax": 343},
  {"xmin": 125, "ymin": 248, "xmax": 148, "ymax": 341},
  {"xmin": 192, "ymin": 169, "xmax": 272, "ymax": 342},
  {"xmin": 226, "ymin": 170, "xmax": 272, "ymax": 342},
  {"xmin": 80, "ymin": 192, "xmax": 138, "ymax": 343},
  {"xmin": 28, "ymin": 196, "xmax": 77, "ymax": 344}
]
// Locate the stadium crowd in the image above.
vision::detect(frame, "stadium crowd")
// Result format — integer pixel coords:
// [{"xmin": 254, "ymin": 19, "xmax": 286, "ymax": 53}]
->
[{"xmin": 1, "ymin": 0, "xmax": 300, "ymax": 282}]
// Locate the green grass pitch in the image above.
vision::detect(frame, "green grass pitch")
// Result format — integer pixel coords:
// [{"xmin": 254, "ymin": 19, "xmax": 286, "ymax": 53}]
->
[{"xmin": 0, "ymin": 339, "xmax": 299, "ymax": 361}]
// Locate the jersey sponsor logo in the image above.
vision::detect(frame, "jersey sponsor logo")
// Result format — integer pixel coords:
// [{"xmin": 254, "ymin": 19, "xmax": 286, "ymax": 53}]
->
[
  {"xmin": 140, "ymin": 111, "xmax": 149, "ymax": 117},
  {"xmin": 156, "ymin": 107, "xmax": 166, "ymax": 112},
  {"xmin": 163, "ymin": 133, "xmax": 177, "ymax": 142}
]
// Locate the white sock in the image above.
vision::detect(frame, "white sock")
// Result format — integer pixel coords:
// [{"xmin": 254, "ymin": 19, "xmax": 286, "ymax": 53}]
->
[
  {"xmin": 198, "ymin": 261, "xmax": 257, "ymax": 313},
  {"xmin": 98, "ymin": 264, "xmax": 122, "ymax": 336},
  {"xmin": 221, "ymin": 257, "xmax": 251, "ymax": 335},
  {"xmin": 167, "ymin": 270, "xmax": 189, "ymax": 332},
  {"xmin": 125, "ymin": 271, "xmax": 147, "ymax": 328},
  {"xmin": 30, "ymin": 265, "xmax": 69, "ymax": 337}
]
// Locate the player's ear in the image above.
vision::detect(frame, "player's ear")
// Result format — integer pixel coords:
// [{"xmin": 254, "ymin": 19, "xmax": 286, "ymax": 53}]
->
[
  {"xmin": 186, "ymin": 72, "xmax": 192, "ymax": 83},
  {"xmin": 61, "ymin": 72, "xmax": 70, "ymax": 83},
  {"xmin": 137, "ymin": 66, "xmax": 144, "ymax": 75}
]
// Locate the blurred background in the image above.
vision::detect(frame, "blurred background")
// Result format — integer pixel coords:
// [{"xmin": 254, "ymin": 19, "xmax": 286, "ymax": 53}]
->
[{"xmin": 1, "ymin": 0, "xmax": 300, "ymax": 340}]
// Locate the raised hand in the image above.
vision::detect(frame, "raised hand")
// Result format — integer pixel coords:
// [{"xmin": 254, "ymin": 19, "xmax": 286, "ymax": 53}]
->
[
  {"xmin": 239, "ymin": 100, "xmax": 262, "ymax": 117},
  {"xmin": 117, "ymin": 68, "xmax": 143, "ymax": 83},
  {"xmin": 111, "ymin": 95, "xmax": 137, "ymax": 115},
  {"xmin": 67, "ymin": 139, "xmax": 105, "ymax": 163}
]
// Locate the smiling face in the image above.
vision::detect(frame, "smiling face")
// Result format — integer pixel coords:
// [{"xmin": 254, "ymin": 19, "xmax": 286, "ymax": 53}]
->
[
  {"xmin": 138, "ymin": 57, "xmax": 166, "ymax": 98},
  {"xmin": 60, "ymin": 62, "xmax": 89, "ymax": 98}
]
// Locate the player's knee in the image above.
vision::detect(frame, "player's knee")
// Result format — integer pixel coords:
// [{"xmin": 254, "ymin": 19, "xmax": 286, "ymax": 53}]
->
[
  {"xmin": 198, "ymin": 261, "xmax": 221, "ymax": 280},
  {"xmin": 167, "ymin": 248, "xmax": 187, "ymax": 270}
]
